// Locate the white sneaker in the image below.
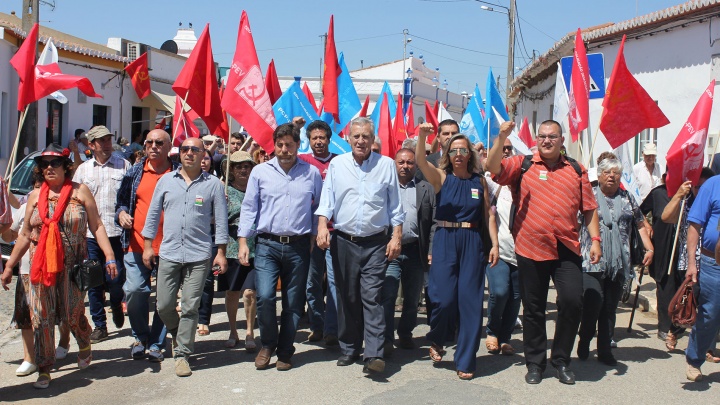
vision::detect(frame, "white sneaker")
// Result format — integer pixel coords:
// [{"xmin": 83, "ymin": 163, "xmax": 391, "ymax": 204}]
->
[
  {"xmin": 610, "ymin": 339, "xmax": 617, "ymax": 348},
  {"xmin": 55, "ymin": 345, "xmax": 69, "ymax": 360},
  {"xmin": 16, "ymin": 361, "xmax": 37, "ymax": 376}
]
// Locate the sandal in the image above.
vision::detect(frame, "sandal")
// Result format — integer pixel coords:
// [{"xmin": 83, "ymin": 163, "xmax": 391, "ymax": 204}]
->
[
  {"xmin": 78, "ymin": 345, "xmax": 92, "ymax": 370},
  {"xmin": 225, "ymin": 335, "xmax": 238, "ymax": 348},
  {"xmin": 707, "ymin": 350, "xmax": 720, "ymax": 363},
  {"xmin": 500, "ymin": 343, "xmax": 515, "ymax": 356},
  {"xmin": 33, "ymin": 373, "xmax": 51, "ymax": 389},
  {"xmin": 665, "ymin": 332, "xmax": 678, "ymax": 351},
  {"xmin": 486, "ymin": 336, "xmax": 500, "ymax": 354},
  {"xmin": 429, "ymin": 343, "xmax": 445, "ymax": 363},
  {"xmin": 197, "ymin": 325, "xmax": 210, "ymax": 336},
  {"xmin": 245, "ymin": 335, "xmax": 257, "ymax": 353},
  {"xmin": 457, "ymin": 370, "xmax": 474, "ymax": 380}
]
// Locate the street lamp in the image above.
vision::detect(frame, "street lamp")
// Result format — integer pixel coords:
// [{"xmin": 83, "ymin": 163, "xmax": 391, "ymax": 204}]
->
[
  {"xmin": 402, "ymin": 28, "xmax": 412, "ymax": 113},
  {"xmin": 474, "ymin": 0, "xmax": 516, "ymax": 103}
]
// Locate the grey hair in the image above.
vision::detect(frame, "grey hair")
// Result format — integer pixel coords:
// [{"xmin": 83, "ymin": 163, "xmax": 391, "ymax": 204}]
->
[
  {"xmin": 350, "ymin": 116, "xmax": 375, "ymax": 135},
  {"xmin": 598, "ymin": 158, "xmax": 623, "ymax": 175},
  {"xmin": 401, "ymin": 137, "xmax": 417, "ymax": 150}
]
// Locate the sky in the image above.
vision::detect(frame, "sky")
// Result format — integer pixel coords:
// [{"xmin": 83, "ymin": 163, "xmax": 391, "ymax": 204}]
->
[{"xmin": 2, "ymin": 0, "xmax": 687, "ymax": 95}]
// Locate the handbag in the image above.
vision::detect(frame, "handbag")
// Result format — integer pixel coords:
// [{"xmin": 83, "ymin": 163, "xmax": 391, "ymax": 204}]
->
[
  {"xmin": 668, "ymin": 275, "xmax": 697, "ymax": 329},
  {"xmin": 59, "ymin": 224, "xmax": 105, "ymax": 292}
]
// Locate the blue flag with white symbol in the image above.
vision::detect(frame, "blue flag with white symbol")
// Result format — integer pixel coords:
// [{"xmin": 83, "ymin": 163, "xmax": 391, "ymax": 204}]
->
[
  {"xmin": 483, "ymin": 69, "xmax": 510, "ymax": 149},
  {"xmin": 459, "ymin": 84, "xmax": 484, "ymax": 145}
]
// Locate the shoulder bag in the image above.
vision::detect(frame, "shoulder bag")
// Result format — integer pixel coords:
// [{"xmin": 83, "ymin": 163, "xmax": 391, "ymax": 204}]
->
[{"xmin": 59, "ymin": 224, "xmax": 104, "ymax": 292}]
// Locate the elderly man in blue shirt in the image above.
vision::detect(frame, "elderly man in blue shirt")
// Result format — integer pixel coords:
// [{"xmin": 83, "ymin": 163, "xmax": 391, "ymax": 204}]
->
[
  {"xmin": 316, "ymin": 116, "xmax": 405, "ymax": 375},
  {"xmin": 239, "ymin": 123, "xmax": 323, "ymax": 372}
]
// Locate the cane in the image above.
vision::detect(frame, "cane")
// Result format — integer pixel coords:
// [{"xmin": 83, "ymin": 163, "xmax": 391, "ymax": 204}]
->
[{"xmin": 627, "ymin": 266, "xmax": 646, "ymax": 333}]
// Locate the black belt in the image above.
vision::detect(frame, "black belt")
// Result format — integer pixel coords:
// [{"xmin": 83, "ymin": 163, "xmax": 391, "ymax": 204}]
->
[
  {"xmin": 701, "ymin": 247, "xmax": 714, "ymax": 258},
  {"xmin": 258, "ymin": 233, "xmax": 309, "ymax": 244},
  {"xmin": 335, "ymin": 230, "xmax": 388, "ymax": 243}
]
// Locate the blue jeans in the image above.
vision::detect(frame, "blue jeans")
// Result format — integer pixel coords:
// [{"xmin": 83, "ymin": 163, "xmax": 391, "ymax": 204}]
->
[
  {"xmin": 686, "ymin": 254, "xmax": 720, "ymax": 367},
  {"xmin": 306, "ymin": 247, "xmax": 338, "ymax": 335},
  {"xmin": 486, "ymin": 259, "xmax": 521, "ymax": 343},
  {"xmin": 382, "ymin": 242, "xmax": 424, "ymax": 342},
  {"xmin": 87, "ymin": 237, "xmax": 126, "ymax": 329},
  {"xmin": 123, "ymin": 252, "xmax": 167, "ymax": 351},
  {"xmin": 255, "ymin": 236, "xmax": 311, "ymax": 359}
]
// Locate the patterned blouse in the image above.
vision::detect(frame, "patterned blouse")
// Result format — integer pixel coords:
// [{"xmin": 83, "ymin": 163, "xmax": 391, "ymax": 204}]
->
[{"xmin": 227, "ymin": 185, "xmax": 255, "ymax": 260}]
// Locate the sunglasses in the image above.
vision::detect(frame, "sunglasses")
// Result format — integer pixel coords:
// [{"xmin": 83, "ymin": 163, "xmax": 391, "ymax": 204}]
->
[
  {"xmin": 145, "ymin": 139, "xmax": 165, "ymax": 147},
  {"xmin": 502, "ymin": 146, "xmax": 514, "ymax": 151},
  {"xmin": 38, "ymin": 158, "xmax": 65, "ymax": 170},
  {"xmin": 180, "ymin": 146, "xmax": 203, "ymax": 154},
  {"xmin": 447, "ymin": 148, "xmax": 469, "ymax": 157}
]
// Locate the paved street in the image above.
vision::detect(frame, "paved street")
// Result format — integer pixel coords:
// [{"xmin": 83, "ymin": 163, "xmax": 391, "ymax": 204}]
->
[{"xmin": 0, "ymin": 276, "xmax": 718, "ymax": 404}]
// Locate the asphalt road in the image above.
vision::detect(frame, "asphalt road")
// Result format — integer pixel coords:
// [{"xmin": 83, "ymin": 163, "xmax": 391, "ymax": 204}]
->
[{"xmin": 0, "ymin": 277, "xmax": 718, "ymax": 404}]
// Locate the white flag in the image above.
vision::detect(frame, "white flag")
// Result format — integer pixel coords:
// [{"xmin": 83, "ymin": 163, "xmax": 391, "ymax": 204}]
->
[
  {"xmin": 438, "ymin": 102, "xmax": 453, "ymax": 122},
  {"xmin": 614, "ymin": 142, "xmax": 642, "ymax": 205},
  {"xmin": 37, "ymin": 38, "xmax": 68, "ymax": 104},
  {"xmin": 552, "ymin": 62, "xmax": 569, "ymax": 135},
  {"xmin": 494, "ymin": 107, "xmax": 532, "ymax": 155}
]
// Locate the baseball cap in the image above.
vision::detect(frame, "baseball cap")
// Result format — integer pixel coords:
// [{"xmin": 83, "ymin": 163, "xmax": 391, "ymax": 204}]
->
[
  {"xmin": 229, "ymin": 151, "xmax": 255, "ymax": 165},
  {"xmin": 642, "ymin": 143, "xmax": 657, "ymax": 156},
  {"xmin": 202, "ymin": 135, "xmax": 219, "ymax": 143},
  {"xmin": 86, "ymin": 126, "xmax": 112, "ymax": 142}
]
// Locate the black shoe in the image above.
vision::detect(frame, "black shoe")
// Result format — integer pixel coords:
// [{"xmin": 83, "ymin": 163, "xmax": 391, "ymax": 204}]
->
[
  {"xmin": 90, "ymin": 327, "xmax": 108, "ymax": 343},
  {"xmin": 597, "ymin": 353, "xmax": 617, "ymax": 366},
  {"xmin": 577, "ymin": 341, "xmax": 590, "ymax": 361},
  {"xmin": 397, "ymin": 336, "xmax": 415, "ymax": 350},
  {"xmin": 657, "ymin": 331, "xmax": 668, "ymax": 341},
  {"xmin": 336, "ymin": 354, "xmax": 360, "ymax": 366},
  {"xmin": 525, "ymin": 367, "xmax": 543, "ymax": 384},
  {"xmin": 383, "ymin": 341, "xmax": 394, "ymax": 357},
  {"xmin": 111, "ymin": 306, "xmax": 125, "ymax": 329},
  {"xmin": 556, "ymin": 365, "xmax": 576, "ymax": 385},
  {"xmin": 363, "ymin": 357, "xmax": 385, "ymax": 374}
]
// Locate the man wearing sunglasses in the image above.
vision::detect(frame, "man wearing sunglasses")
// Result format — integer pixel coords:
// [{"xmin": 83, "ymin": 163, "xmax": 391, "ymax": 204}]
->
[
  {"xmin": 115, "ymin": 129, "xmax": 179, "ymax": 362},
  {"xmin": 72, "ymin": 125, "xmax": 131, "ymax": 344},
  {"xmin": 142, "ymin": 137, "xmax": 229, "ymax": 377}
]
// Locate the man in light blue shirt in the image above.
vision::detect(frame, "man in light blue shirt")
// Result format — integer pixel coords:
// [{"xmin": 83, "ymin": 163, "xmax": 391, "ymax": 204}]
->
[
  {"xmin": 316, "ymin": 116, "xmax": 405, "ymax": 375},
  {"xmin": 239, "ymin": 123, "xmax": 323, "ymax": 371}
]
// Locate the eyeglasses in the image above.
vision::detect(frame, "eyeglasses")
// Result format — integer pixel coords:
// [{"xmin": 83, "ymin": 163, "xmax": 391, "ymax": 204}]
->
[
  {"xmin": 145, "ymin": 139, "xmax": 165, "ymax": 147},
  {"xmin": 447, "ymin": 148, "xmax": 469, "ymax": 157},
  {"xmin": 502, "ymin": 146, "xmax": 514, "ymax": 151},
  {"xmin": 38, "ymin": 158, "xmax": 64, "ymax": 169},
  {"xmin": 537, "ymin": 134, "xmax": 560, "ymax": 142},
  {"xmin": 180, "ymin": 146, "xmax": 203, "ymax": 154}
]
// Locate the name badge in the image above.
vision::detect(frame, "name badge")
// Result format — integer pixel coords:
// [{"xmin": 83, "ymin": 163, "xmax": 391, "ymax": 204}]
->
[
  {"xmin": 539, "ymin": 171, "xmax": 548, "ymax": 181},
  {"xmin": 195, "ymin": 195, "xmax": 204, "ymax": 206},
  {"xmin": 471, "ymin": 188, "xmax": 479, "ymax": 199}
]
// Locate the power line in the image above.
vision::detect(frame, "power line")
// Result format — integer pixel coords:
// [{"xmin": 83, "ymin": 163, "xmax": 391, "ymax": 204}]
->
[
  {"xmin": 514, "ymin": 2, "xmax": 532, "ymax": 61},
  {"xmin": 409, "ymin": 32, "xmax": 526, "ymax": 60},
  {"xmin": 215, "ymin": 32, "xmax": 402, "ymax": 54},
  {"xmin": 517, "ymin": 14, "xmax": 558, "ymax": 42},
  {"xmin": 411, "ymin": 45, "xmax": 504, "ymax": 69}
]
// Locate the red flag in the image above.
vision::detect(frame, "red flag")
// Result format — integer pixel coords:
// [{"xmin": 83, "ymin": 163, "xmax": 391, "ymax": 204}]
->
[
  {"xmin": 665, "ymin": 80, "xmax": 715, "ymax": 196},
  {"xmin": 518, "ymin": 117, "xmax": 535, "ymax": 148},
  {"xmin": 424, "ymin": 100, "xmax": 439, "ymax": 145},
  {"xmin": 599, "ymin": 36, "xmax": 669, "ymax": 149},
  {"xmin": 155, "ymin": 116, "xmax": 165, "ymax": 129},
  {"xmin": 303, "ymin": 82, "xmax": 320, "ymax": 114},
  {"xmin": 359, "ymin": 94, "xmax": 370, "ymax": 117},
  {"xmin": 265, "ymin": 59, "xmax": 282, "ymax": 105},
  {"xmin": 172, "ymin": 24, "xmax": 224, "ymax": 136},
  {"xmin": 221, "ymin": 11, "xmax": 277, "ymax": 153},
  {"xmin": 433, "ymin": 100, "xmax": 440, "ymax": 120},
  {"xmin": 125, "ymin": 52, "xmax": 151, "ymax": 99},
  {"xmin": 9, "ymin": 23, "xmax": 38, "ymax": 111},
  {"xmin": 392, "ymin": 93, "xmax": 406, "ymax": 150},
  {"xmin": 378, "ymin": 93, "xmax": 395, "ymax": 157},
  {"xmin": 405, "ymin": 101, "xmax": 416, "ymax": 137},
  {"xmin": 568, "ymin": 28, "xmax": 589, "ymax": 142},
  {"xmin": 173, "ymin": 95, "xmax": 201, "ymax": 147},
  {"xmin": 322, "ymin": 15, "xmax": 341, "ymax": 122},
  {"xmin": 216, "ymin": 83, "xmax": 229, "ymax": 140}
]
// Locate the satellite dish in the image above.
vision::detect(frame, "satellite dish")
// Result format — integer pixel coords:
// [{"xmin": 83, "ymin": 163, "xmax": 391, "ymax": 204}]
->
[{"xmin": 160, "ymin": 40, "xmax": 178, "ymax": 54}]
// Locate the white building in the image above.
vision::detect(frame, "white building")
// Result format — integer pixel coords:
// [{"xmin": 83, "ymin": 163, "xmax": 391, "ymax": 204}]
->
[{"xmin": 509, "ymin": 0, "xmax": 720, "ymax": 170}]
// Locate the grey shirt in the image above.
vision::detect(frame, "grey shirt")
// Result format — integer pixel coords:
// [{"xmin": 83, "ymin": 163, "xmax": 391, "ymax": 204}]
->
[
  {"xmin": 142, "ymin": 169, "xmax": 229, "ymax": 263},
  {"xmin": 399, "ymin": 179, "xmax": 419, "ymax": 244}
]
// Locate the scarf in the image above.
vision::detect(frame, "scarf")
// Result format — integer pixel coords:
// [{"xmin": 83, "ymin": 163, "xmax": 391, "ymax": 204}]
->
[
  {"xmin": 595, "ymin": 187, "xmax": 629, "ymax": 281},
  {"xmin": 30, "ymin": 179, "xmax": 73, "ymax": 287}
]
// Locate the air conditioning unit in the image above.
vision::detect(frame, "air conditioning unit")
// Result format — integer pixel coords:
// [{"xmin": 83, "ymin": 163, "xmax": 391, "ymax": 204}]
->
[{"xmin": 127, "ymin": 42, "xmax": 140, "ymax": 61}]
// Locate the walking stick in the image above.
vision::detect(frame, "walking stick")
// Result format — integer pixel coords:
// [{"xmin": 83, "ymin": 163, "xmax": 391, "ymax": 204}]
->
[{"xmin": 627, "ymin": 266, "xmax": 645, "ymax": 333}]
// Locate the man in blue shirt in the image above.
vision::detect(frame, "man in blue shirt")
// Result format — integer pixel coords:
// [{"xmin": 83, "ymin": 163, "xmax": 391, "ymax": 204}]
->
[
  {"xmin": 685, "ymin": 173, "xmax": 720, "ymax": 382},
  {"xmin": 316, "ymin": 116, "xmax": 405, "ymax": 375},
  {"xmin": 239, "ymin": 123, "xmax": 323, "ymax": 372}
]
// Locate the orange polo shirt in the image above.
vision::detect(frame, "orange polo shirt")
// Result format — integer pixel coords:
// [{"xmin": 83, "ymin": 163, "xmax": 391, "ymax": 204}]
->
[
  {"xmin": 129, "ymin": 161, "xmax": 171, "ymax": 253},
  {"xmin": 493, "ymin": 153, "xmax": 597, "ymax": 261}
]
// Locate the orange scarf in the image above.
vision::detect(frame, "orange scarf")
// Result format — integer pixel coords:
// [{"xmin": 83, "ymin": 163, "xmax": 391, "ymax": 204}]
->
[{"xmin": 30, "ymin": 179, "xmax": 73, "ymax": 287}]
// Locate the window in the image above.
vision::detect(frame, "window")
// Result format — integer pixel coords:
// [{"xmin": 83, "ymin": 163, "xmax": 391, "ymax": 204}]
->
[
  {"xmin": 635, "ymin": 128, "xmax": 657, "ymax": 163},
  {"xmin": 131, "ymin": 107, "xmax": 149, "ymax": 141},
  {"xmin": 46, "ymin": 99, "xmax": 63, "ymax": 146},
  {"xmin": 93, "ymin": 105, "xmax": 109, "ymax": 128}
]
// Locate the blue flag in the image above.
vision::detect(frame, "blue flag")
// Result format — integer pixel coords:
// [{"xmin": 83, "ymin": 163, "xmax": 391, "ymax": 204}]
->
[
  {"xmin": 370, "ymin": 82, "xmax": 396, "ymax": 132},
  {"xmin": 483, "ymin": 68, "xmax": 510, "ymax": 149},
  {"xmin": 337, "ymin": 52, "xmax": 362, "ymax": 129},
  {"xmin": 273, "ymin": 80, "xmax": 351, "ymax": 155},
  {"xmin": 459, "ymin": 84, "xmax": 484, "ymax": 145}
]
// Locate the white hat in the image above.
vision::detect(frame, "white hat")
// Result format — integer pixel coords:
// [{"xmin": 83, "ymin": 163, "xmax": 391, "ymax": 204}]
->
[
  {"xmin": 202, "ymin": 135, "xmax": 219, "ymax": 142},
  {"xmin": 642, "ymin": 143, "xmax": 657, "ymax": 156}
]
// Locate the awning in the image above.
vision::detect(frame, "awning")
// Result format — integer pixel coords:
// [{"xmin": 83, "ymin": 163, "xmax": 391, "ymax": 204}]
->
[{"xmin": 146, "ymin": 81, "xmax": 175, "ymax": 112}]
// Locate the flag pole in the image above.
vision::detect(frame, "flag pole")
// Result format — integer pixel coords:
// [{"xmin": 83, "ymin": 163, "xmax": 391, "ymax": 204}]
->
[
  {"xmin": 5, "ymin": 105, "xmax": 30, "ymax": 181},
  {"xmin": 666, "ymin": 197, "xmax": 687, "ymax": 276},
  {"xmin": 585, "ymin": 117, "xmax": 603, "ymax": 167},
  {"xmin": 172, "ymin": 92, "xmax": 190, "ymax": 144}
]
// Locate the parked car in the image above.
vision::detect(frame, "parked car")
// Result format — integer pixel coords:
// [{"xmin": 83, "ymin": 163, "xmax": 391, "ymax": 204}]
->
[{"xmin": 1, "ymin": 151, "xmax": 40, "ymax": 267}]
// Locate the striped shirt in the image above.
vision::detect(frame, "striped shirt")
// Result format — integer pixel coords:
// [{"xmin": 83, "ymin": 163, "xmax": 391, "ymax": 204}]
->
[
  {"xmin": 73, "ymin": 154, "xmax": 130, "ymax": 238},
  {"xmin": 493, "ymin": 153, "xmax": 597, "ymax": 261}
]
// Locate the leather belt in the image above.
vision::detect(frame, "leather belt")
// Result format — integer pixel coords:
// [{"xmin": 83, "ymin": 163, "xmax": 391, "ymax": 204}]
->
[
  {"xmin": 701, "ymin": 247, "xmax": 714, "ymax": 257},
  {"xmin": 335, "ymin": 230, "xmax": 388, "ymax": 243},
  {"xmin": 258, "ymin": 233, "xmax": 309, "ymax": 244},
  {"xmin": 436, "ymin": 220, "xmax": 479, "ymax": 229}
]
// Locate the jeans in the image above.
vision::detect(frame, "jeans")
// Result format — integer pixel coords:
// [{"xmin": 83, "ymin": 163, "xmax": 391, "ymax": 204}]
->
[
  {"xmin": 198, "ymin": 246, "xmax": 219, "ymax": 326},
  {"xmin": 486, "ymin": 259, "xmax": 521, "ymax": 344},
  {"xmin": 123, "ymin": 252, "xmax": 167, "ymax": 351},
  {"xmin": 686, "ymin": 254, "xmax": 720, "ymax": 367},
  {"xmin": 306, "ymin": 246, "xmax": 339, "ymax": 335},
  {"xmin": 87, "ymin": 237, "xmax": 126, "ymax": 329},
  {"xmin": 382, "ymin": 242, "xmax": 424, "ymax": 342},
  {"xmin": 255, "ymin": 236, "xmax": 311, "ymax": 359}
]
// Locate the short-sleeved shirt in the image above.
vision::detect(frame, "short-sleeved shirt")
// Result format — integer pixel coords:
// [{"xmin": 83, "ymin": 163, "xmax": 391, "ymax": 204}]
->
[
  {"xmin": 688, "ymin": 175, "xmax": 720, "ymax": 253},
  {"xmin": 493, "ymin": 153, "xmax": 597, "ymax": 261},
  {"xmin": 129, "ymin": 160, "xmax": 171, "ymax": 253}
]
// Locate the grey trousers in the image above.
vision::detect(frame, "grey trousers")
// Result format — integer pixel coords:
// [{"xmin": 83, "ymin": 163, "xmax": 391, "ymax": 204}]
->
[{"xmin": 156, "ymin": 258, "xmax": 211, "ymax": 359}]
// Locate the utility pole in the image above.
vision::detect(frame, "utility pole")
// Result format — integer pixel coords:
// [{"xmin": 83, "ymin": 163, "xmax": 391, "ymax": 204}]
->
[
  {"xmin": 19, "ymin": 0, "xmax": 39, "ymax": 162},
  {"xmin": 506, "ymin": 0, "xmax": 516, "ymax": 106}
]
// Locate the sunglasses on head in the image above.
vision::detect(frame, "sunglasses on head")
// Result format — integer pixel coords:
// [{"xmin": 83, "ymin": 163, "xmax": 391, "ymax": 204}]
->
[
  {"xmin": 180, "ymin": 146, "xmax": 203, "ymax": 154},
  {"xmin": 447, "ymin": 148, "xmax": 469, "ymax": 157},
  {"xmin": 145, "ymin": 139, "xmax": 164, "ymax": 147},
  {"xmin": 38, "ymin": 158, "xmax": 65, "ymax": 170}
]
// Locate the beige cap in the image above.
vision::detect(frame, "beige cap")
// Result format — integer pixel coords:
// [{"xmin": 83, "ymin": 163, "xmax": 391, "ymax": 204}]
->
[
  {"xmin": 86, "ymin": 125, "xmax": 112, "ymax": 142},
  {"xmin": 642, "ymin": 143, "xmax": 657, "ymax": 156},
  {"xmin": 202, "ymin": 135, "xmax": 220, "ymax": 142},
  {"xmin": 229, "ymin": 151, "xmax": 255, "ymax": 165}
]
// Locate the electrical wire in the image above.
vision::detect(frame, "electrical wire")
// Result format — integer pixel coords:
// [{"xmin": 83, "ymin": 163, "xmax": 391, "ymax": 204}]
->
[
  {"xmin": 411, "ymin": 45, "xmax": 504, "ymax": 69},
  {"xmin": 410, "ymin": 32, "xmax": 526, "ymax": 60},
  {"xmin": 517, "ymin": 14, "xmax": 558, "ymax": 42}
]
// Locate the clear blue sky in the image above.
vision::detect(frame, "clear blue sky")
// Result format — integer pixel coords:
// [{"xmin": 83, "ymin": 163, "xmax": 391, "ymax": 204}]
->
[{"xmin": 3, "ymin": 0, "xmax": 684, "ymax": 94}]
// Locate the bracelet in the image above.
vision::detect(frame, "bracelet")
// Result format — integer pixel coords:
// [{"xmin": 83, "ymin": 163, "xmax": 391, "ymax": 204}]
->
[
  {"xmin": 591, "ymin": 236, "xmax": 602, "ymax": 242},
  {"xmin": 105, "ymin": 260, "xmax": 116, "ymax": 266},
  {"xmin": 646, "ymin": 250, "xmax": 654, "ymax": 253}
]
